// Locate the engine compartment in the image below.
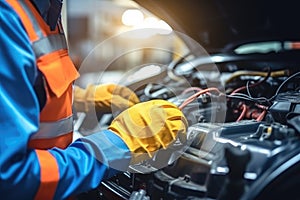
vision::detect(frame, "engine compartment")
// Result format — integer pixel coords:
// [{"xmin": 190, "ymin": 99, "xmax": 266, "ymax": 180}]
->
[
  {"xmin": 69, "ymin": 0, "xmax": 300, "ymax": 198},
  {"xmin": 75, "ymin": 50, "xmax": 300, "ymax": 200}
]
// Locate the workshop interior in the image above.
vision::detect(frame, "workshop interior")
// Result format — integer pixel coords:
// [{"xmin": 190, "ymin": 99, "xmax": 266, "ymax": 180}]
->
[{"xmin": 68, "ymin": 0, "xmax": 300, "ymax": 199}]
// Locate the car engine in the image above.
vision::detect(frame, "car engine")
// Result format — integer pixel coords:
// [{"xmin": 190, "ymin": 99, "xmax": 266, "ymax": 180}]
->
[
  {"xmin": 76, "ymin": 51, "xmax": 300, "ymax": 200},
  {"xmin": 72, "ymin": 0, "xmax": 300, "ymax": 199}
]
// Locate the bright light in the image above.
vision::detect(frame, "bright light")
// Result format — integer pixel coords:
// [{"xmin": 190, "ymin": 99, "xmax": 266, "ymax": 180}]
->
[
  {"xmin": 122, "ymin": 9, "xmax": 144, "ymax": 26},
  {"xmin": 120, "ymin": 12, "xmax": 173, "ymax": 38},
  {"xmin": 136, "ymin": 17, "xmax": 173, "ymax": 34},
  {"xmin": 143, "ymin": 17, "xmax": 158, "ymax": 28},
  {"xmin": 157, "ymin": 20, "xmax": 173, "ymax": 34}
]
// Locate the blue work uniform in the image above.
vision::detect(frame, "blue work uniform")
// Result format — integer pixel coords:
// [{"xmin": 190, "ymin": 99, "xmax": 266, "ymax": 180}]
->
[{"xmin": 0, "ymin": 1, "xmax": 131, "ymax": 199}]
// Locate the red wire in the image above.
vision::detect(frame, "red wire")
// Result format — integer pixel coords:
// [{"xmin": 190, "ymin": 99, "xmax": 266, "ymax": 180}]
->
[
  {"xmin": 231, "ymin": 69, "xmax": 271, "ymax": 95},
  {"xmin": 231, "ymin": 85, "xmax": 248, "ymax": 95},
  {"xmin": 181, "ymin": 87, "xmax": 202, "ymax": 95},
  {"xmin": 256, "ymin": 110, "xmax": 267, "ymax": 121},
  {"xmin": 236, "ymin": 104, "xmax": 247, "ymax": 122},
  {"xmin": 179, "ymin": 87, "xmax": 221, "ymax": 110},
  {"xmin": 178, "ymin": 87, "xmax": 267, "ymax": 122}
]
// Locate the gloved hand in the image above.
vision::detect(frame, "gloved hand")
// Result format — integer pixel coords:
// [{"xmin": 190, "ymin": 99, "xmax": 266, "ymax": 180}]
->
[
  {"xmin": 108, "ymin": 99, "xmax": 188, "ymax": 164},
  {"xmin": 73, "ymin": 84, "xmax": 140, "ymax": 113}
]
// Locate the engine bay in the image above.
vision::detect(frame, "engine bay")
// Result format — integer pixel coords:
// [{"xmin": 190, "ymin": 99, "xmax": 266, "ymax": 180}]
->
[
  {"xmin": 69, "ymin": 0, "xmax": 300, "ymax": 199},
  {"xmin": 75, "ymin": 51, "xmax": 300, "ymax": 199}
]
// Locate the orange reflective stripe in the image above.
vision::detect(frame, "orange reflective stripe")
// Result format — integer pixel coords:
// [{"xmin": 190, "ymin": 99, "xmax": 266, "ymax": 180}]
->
[
  {"xmin": 29, "ymin": 132, "xmax": 73, "ymax": 150},
  {"xmin": 18, "ymin": 0, "xmax": 44, "ymax": 38},
  {"xmin": 22, "ymin": 0, "xmax": 59, "ymax": 36},
  {"xmin": 6, "ymin": 0, "xmax": 39, "ymax": 41},
  {"xmin": 19, "ymin": 0, "xmax": 58, "ymax": 37},
  {"xmin": 35, "ymin": 150, "xmax": 59, "ymax": 200}
]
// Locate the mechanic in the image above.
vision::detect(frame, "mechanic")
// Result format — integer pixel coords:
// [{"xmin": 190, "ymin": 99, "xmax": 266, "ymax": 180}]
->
[{"xmin": 0, "ymin": 1, "xmax": 187, "ymax": 199}]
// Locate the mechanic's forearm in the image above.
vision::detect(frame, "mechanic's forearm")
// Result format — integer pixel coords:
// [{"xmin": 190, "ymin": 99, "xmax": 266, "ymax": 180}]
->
[{"xmin": 49, "ymin": 130, "xmax": 131, "ymax": 199}]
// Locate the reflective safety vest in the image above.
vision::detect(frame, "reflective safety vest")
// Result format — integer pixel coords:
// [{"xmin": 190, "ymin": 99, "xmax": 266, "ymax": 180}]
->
[{"xmin": 6, "ymin": 0, "xmax": 79, "ymax": 199}]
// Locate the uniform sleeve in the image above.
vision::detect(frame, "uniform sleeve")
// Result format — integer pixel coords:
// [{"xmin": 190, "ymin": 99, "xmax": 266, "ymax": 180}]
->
[{"xmin": 0, "ymin": 2, "xmax": 131, "ymax": 200}]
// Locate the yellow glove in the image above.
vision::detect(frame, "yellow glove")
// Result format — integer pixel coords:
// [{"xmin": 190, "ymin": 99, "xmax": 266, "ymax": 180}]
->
[
  {"xmin": 108, "ymin": 99, "xmax": 188, "ymax": 163},
  {"xmin": 73, "ymin": 84, "xmax": 140, "ymax": 113}
]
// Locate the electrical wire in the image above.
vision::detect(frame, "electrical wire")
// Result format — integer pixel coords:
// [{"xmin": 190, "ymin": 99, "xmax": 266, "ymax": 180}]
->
[
  {"xmin": 178, "ymin": 70, "xmax": 298, "ymax": 122},
  {"xmin": 181, "ymin": 87, "xmax": 202, "ymax": 95},
  {"xmin": 237, "ymin": 104, "xmax": 247, "ymax": 121},
  {"xmin": 179, "ymin": 87, "xmax": 268, "ymax": 122},
  {"xmin": 245, "ymin": 80, "xmax": 253, "ymax": 97},
  {"xmin": 246, "ymin": 68, "xmax": 271, "ymax": 97},
  {"xmin": 231, "ymin": 92, "xmax": 269, "ymax": 102},
  {"xmin": 231, "ymin": 68, "xmax": 271, "ymax": 95},
  {"xmin": 179, "ymin": 87, "xmax": 269, "ymax": 109},
  {"xmin": 268, "ymin": 71, "xmax": 300, "ymax": 101},
  {"xmin": 226, "ymin": 94, "xmax": 260, "ymax": 102},
  {"xmin": 179, "ymin": 87, "xmax": 222, "ymax": 110},
  {"xmin": 229, "ymin": 71, "xmax": 299, "ymax": 103},
  {"xmin": 225, "ymin": 69, "xmax": 289, "ymax": 84},
  {"xmin": 256, "ymin": 110, "xmax": 267, "ymax": 121}
]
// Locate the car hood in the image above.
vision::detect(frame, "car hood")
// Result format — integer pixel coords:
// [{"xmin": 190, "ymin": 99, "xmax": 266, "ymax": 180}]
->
[{"xmin": 134, "ymin": 0, "xmax": 300, "ymax": 53}]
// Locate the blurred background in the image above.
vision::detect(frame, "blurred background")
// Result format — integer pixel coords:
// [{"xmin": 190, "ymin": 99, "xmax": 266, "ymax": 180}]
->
[{"xmin": 64, "ymin": 0, "xmax": 189, "ymax": 86}]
